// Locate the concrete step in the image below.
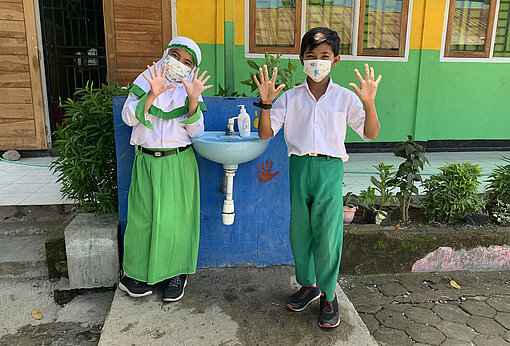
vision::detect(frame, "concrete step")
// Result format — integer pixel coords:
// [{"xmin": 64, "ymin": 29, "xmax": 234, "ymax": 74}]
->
[
  {"xmin": 0, "ymin": 204, "xmax": 74, "ymax": 236},
  {"xmin": 0, "ymin": 234, "xmax": 48, "ymax": 279},
  {"xmin": 99, "ymin": 266, "xmax": 376, "ymax": 346}
]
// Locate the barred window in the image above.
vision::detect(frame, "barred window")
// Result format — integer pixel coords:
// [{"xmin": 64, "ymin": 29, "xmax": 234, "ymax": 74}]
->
[{"xmin": 494, "ymin": 0, "xmax": 510, "ymax": 57}]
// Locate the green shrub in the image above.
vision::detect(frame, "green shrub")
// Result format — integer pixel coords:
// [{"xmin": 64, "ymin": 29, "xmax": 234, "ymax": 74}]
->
[
  {"xmin": 371, "ymin": 163, "xmax": 397, "ymax": 208},
  {"xmin": 50, "ymin": 82, "xmax": 126, "ymax": 214},
  {"xmin": 486, "ymin": 156, "xmax": 510, "ymax": 205},
  {"xmin": 421, "ymin": 161, "xmax": 484, "ymax": 223}
]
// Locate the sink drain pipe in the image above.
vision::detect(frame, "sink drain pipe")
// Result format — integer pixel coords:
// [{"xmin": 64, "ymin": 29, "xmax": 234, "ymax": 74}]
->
[{"xmin": 222, "ymin": 169, "xmax": 236, "ymax": 225}]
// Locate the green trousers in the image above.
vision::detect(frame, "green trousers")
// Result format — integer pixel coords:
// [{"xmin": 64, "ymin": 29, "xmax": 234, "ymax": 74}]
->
[
  {"xmin": 289, "ymin": 155, "xmax": 344, "ymax": 302},
  {"xmin": 123, "ymin": 147, "xmax": 200, "ymax": 285}
]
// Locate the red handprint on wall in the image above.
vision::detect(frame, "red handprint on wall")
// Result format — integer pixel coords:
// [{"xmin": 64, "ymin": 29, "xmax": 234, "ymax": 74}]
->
[{"xmin": 257, "ymin": 161, "xmax": 279, "ymax": 182}]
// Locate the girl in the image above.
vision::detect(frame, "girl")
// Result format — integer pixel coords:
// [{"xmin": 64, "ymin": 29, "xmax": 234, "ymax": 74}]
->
[{"xmin": 119, "ymin": 37, "xmax": 212, "ymax": 302}]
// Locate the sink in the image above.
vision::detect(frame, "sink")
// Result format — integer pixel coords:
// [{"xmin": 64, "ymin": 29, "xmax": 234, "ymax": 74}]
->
[{"xmin": 191, "ymin": 131, "xmax": 269, "ymax": 170}]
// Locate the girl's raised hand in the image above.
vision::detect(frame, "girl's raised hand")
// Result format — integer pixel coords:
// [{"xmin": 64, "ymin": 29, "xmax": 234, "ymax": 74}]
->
[
  {"xmin": 143, "ymin": 62, "xmax": 176, "ymax": 98},
  {"xmin": 349, "ymin": 64, "xmax": 382, "ymax": 104},
  {"xmin": 181, "ymin": 68, "xmax": 213, "ymax": 102},
  {"xmin": 253, "ymin": 65, "xmax": 286, "ymax": 103}
]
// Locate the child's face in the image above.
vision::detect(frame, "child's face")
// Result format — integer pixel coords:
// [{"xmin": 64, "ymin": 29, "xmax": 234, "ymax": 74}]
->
[
  {"xmin": 168, "ymin": 48, "xmax": 195, "ymax": 69},
  {"xmin": 300, "ymin": 43, "xmax": 340, "ymax": 67}
]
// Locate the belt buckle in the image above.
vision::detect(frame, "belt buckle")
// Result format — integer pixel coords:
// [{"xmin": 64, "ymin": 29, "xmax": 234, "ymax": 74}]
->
[
  {"xmin": 154, "ymin": 151, "xmax": 162, "ymax": 157},
  {"xmin": 309, "ymin": 153, "xmax": 317, "ymax": 157}
]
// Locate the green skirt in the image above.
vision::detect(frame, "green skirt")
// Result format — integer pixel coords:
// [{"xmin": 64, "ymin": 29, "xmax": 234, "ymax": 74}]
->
[{"xmin": 123, "ymin": 147, "xmax": 200, "ymax": 285}]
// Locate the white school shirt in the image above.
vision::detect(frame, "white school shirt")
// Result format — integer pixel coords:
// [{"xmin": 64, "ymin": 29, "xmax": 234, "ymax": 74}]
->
[
  {"xmin": 121, "ymin": 91, "xmax": 204, "ymax": 148},
  {"xmin": 270, "ymin": 78, "xmax": 371, "ymax": 162}
]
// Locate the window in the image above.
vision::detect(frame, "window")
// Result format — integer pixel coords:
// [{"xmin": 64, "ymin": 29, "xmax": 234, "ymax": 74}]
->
[
  {"xmin": 444, "ymin": 0, "xmax": 510, "ymax": 59},
  {"xmin": 358, "ymin": 0, "xmax": 409, "ymax": 57},
  {"xmin": 248, "ymin": 0, "xmax": 411, "ymax": 58}
]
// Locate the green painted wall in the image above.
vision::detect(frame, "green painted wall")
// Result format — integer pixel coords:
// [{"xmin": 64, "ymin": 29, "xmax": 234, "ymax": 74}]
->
[{"xmin": 197, "ymin": 44, "xmax": 510, "ymax": 143}]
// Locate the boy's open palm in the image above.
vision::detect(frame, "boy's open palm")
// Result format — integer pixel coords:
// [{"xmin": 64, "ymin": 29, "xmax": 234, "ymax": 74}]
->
[
  {"xmin": 253, "ymin": 65, "xmax": 286, "ymax": 103},
  {"xmin": 143, "ymin": 62, "xmax": 177, "ymax": 98},
  {"xmin": 349, "ymin": 64, "xmax": 382, "ymax": 103},
  {"xmin": 181, "ymin": 68, "xmax": 213, "ymax": 101}
]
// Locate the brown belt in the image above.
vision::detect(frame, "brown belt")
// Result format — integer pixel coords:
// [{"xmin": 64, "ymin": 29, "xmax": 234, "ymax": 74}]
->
[{"xmin": 139, "ymin": 144, "xmax": 192, "ymax": 157}]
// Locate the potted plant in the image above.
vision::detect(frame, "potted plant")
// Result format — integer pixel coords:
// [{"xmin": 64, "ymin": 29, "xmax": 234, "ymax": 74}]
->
[
  {"xmin": 343, "ymin": 192, "xmax": 358, "ymax": 225},
  {"xmin": 393, "ymin": 136, "xmax": 429, "ymax": 223},
  {"xmin": 356, "ymin": 187, "xmax": 388, "ymax": 225},
  {"xmin": 421, "ymin": 161, "xmax": 485, "ymax": 224}
]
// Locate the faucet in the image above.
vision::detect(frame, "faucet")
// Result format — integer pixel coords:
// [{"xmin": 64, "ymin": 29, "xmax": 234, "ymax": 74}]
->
[{"xmin": 226, "ymin": 117, "xmax": 237, "ymax": 135}]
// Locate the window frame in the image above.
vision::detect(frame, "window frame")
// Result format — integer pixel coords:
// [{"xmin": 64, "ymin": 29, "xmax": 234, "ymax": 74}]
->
[
  {"xmin": 444, "ymin": 0, "xmax": 498, "ymax": 58},
  {"xmin": 357, "ymin": 0, "xmax": 410, "ymax": 57},
  {"xmin": 248, "ymin": 0, "xmax": 303, "ymax": 54},
  {"xmin": 246, "ymin": 0, "xmax": 413, "ymax": 60}
]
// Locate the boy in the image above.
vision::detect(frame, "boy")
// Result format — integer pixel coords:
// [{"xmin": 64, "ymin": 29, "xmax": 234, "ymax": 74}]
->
[
  {"xmin": 119, "ymin": 37, "xmax": 212, "ymax": 302},
  {"xmin": 253, "ymin": 27, "xmax": 381, "ymax": 328}
]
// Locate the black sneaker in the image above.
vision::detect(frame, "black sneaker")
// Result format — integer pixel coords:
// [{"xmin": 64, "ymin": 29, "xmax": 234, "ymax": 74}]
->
[
  {"xmin": 319, "ymin": 295, "xmax": 340, "ymax": 328},
  {"xmin": 163, "ymin": 274, "xmax": 187, "ymax": 302},
  {"xmin": 118, "ymin": 273, "xmax": 153, "ymax": 298},
  {"xmin": 286, "ymin": 286, "xmax": 321, "ymax": 312}
]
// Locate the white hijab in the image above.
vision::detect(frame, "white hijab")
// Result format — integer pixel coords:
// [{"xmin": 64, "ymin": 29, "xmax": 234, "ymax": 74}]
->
[{"xmin": 129, "ymin": 37, "xmax": 204, "ymax": 122}]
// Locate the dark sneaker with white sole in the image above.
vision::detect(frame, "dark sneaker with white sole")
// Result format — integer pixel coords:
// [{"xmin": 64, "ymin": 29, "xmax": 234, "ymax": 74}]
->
[
  {"xmin": 319, "ymin": 295, "xmax": 339, "ymax": 328},
  {"xmin": 118, "ymin": 274, "xmax": 153, "ymax": 298},
  {"xmin": 286, "ymin": 286, "xmax": 321, "ymax": 312},
  {"xmin": 163, "ymin": 274, "xmax": 187, "ymax": 302}
]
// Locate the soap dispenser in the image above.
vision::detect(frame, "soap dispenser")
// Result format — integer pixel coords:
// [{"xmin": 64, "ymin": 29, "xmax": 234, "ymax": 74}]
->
[{"xmin": 238, "ymin": 105, "xmax": 251, "ymax": 138}]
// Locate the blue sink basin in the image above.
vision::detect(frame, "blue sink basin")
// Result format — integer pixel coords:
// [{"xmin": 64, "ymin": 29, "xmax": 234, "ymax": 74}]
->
[{"xmin": 191, "ymin": 131, "xmax": 270, "ymax": 170}]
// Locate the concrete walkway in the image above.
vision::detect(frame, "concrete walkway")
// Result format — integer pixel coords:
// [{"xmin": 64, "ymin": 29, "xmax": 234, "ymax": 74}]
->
[{"xmin": 99, "ymin": 266, "xmax": 376, "ymax": 346}]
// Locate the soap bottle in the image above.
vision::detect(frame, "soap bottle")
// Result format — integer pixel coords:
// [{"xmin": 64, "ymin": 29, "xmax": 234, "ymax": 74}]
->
[{"xmin": 238, "ymin": 105, "xmax": 251, "ymax": 138}]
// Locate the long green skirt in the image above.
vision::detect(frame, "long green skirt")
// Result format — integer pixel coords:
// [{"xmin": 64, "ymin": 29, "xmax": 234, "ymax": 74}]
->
[{"xmin": 123, "ymin": 147, "xmax": 200, "ymax": 285}]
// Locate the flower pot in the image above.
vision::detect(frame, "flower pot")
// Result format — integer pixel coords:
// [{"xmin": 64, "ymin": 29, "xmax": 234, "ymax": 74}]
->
[
  {"xmin": 466, "ymin": 211, "xmax": 489, "ymax": 226},
  {"xmin": 343, "ymin": 205, "xmax": 358, "ymax": 225}
]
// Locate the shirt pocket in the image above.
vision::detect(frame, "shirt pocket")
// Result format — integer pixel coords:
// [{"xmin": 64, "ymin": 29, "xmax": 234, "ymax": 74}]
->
[{"xmin": 322, "ymin": 111, "xmax": 347, "ymax": 141}]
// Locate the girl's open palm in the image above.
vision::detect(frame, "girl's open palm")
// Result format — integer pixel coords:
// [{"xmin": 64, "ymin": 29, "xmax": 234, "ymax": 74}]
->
[
  {"xmin": 143, "ymin": 62, "xmax": 176, "ymax": 98},
  {"xmin": 349, "ymin": 64, "xmax": 382, "ymax": 103},
  {"xmin": 253, "ymin": 65, "xmax": 286, "ymax": 103},
  {"xmin": 181, "ymin": 68, "xmax": 213, "ymax": 101}
]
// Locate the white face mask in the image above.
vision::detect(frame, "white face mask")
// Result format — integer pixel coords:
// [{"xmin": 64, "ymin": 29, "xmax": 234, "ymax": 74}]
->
[
  {"xmin": 163, "ymin": 55, "xmax": 192, "ymax": 82},
  {"xmin": 303, "ymin": 59, "xmax": 332, "ymax": 83}
]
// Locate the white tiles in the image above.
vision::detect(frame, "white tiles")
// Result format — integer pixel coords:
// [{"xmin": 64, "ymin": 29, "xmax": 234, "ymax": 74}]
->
[
  {"xmin": 0, "ymin": 157, "xmax": 75, "ymax": 206},
  {"xmin": 0, "ymin": 152, "xmax": 508, "ymax": 206}
]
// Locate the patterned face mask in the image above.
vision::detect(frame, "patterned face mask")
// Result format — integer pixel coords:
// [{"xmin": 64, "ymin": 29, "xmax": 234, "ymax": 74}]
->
[
  {"xmin": 163, "ymin": 56, "xmax": 192, "ymax": 82},
  {"xmin": 303, "ymin": 59, "xmax": 332, "ymax": 83}
]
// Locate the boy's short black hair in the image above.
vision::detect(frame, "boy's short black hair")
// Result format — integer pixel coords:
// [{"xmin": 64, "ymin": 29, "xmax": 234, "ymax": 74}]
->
[{"xmin": 300, "ymin": 27, "xmax": 340, "ymax": 57}]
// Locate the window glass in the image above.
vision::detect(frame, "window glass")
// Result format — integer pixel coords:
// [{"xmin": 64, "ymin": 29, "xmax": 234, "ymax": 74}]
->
[
  {"xmin": 362, "ymin": 0, "xmax": 404, "ymax": 52},
  {"xmin": 255, "ymin": 0, "xmax": 296, "ymax": 47},
  {"xmin": 449, "ymin": 0, "xmax": 491, "ymax": 52},
  {"xmin": 494, "ymin": 0, "xmax": 510, "ymax": 57}
]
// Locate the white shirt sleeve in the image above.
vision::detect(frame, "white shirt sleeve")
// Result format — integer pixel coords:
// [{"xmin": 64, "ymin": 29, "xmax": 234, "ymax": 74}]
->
[
  {"xmin": 346, "ymin": 94, "xmax": 371, "ymax": 141},
  {"xmin": 185, "ymin": 110, "xmax": 205, "ymax": 138},
  {"xmin": 121, "ymin": 92, "xmax": 142, "ymax": 127},
  {"xmin": 270, "ymin": 92, "xmax": 287, "ymax": 138}
]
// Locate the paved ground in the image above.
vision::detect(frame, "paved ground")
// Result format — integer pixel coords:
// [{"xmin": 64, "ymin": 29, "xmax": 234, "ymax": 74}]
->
[
  {"xmin": 341, "ymin": 271, "xmax": 510, "ymax": 345},
  {"xmin": 0, "ymin": 278, "xmax": 114, "ymax": 346},
  {"xmin": 99, "ymin": 266, "xmax": 375, "ymax": 346}
]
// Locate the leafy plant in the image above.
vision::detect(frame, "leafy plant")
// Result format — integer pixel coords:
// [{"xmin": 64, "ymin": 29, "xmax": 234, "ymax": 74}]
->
[
  {"xmin": 491, "ymin": 201, "xmax": 510, "ymax": 225},
  {"xmin": 50, "ymin": 82, "xmax": 126, "ymax": 214},
  {"xmin": 393, "ymin": 135, "xmax": 429, "ymax": 222},
  {"xmin": 343, "ymin": 191, "xmax": 355, "ymax": 206},
  {"xmin": 216, "ymin": 83, "xmax": 246, "ymax": 97},
  {"xmin": 485, "ymin": 156, "xmax": 510, "ymax": 206},
  {"xmin": 240, "ymin": 53, "xmax": 302, "ymax": 95},
  {"xmin": 421, "ymin": 161, "xmax": 484, "ymax": 224},
  {"xmin": 371, "ymin": 163, "xmax": 397, "ymax": 208}
]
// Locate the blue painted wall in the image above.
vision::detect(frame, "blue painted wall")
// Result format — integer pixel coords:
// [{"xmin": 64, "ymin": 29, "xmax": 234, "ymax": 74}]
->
[{"xmin": 113, "ymin": 96, "xmax": 294, "ymax": 267}]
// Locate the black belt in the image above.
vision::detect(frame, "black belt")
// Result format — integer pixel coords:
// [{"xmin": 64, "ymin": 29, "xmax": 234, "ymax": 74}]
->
[{"xmin": 139, "ymin": 144, "xmax": 192, "ymax": 157}]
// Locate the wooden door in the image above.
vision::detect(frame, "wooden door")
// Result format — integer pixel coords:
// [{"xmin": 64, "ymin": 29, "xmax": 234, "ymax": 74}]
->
[
  {"xmin": 103, "ymin": 0, "xmax": 172, "ymax": 87},
  {"xmin": 0, "ymin": 0, "xmax": 47, "ymax": 150}
]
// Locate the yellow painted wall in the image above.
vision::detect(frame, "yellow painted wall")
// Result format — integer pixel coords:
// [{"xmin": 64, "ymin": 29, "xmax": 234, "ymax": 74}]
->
[{"xmin": 177, "ymin": 0, "xmax": 447, "ymax": 50}]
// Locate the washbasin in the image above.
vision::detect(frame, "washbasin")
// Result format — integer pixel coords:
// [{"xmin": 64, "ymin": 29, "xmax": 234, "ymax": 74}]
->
[{"xmin": 191, "ymin": 131, "xmax": 269, "ymax": 170}]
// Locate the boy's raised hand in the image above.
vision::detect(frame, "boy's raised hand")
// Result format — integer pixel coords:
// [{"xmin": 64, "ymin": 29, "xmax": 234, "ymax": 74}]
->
[
  {"xmin": 143, "ymin": 62, "xmax": 177, "ymax": 98},
  {"xmin": 349, "ymin": 64, "xmax": 382, "ymax": 104},
  {"xmin": 253, "ymin": 65, "xmax": 286, "ymax": 103},
  {"xmin": 181, "ymin": 68, "xmax": 213, "ymax": 102}
]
